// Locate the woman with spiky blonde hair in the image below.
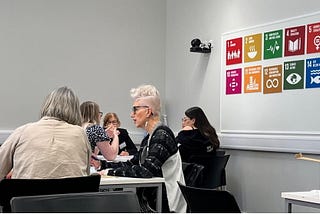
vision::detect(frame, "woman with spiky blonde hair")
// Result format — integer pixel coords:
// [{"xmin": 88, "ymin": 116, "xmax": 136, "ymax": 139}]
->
[{"xmin": 96, "ymin": 84, "xmax": 187, "ymax": 213}]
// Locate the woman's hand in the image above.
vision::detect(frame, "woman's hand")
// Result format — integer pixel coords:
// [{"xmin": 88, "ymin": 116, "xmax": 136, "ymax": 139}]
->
[
  {"xmin": 182, "ymin": 125, "xmax": 193, "ymax": 131},
  {"xmin": 105, "ymin": 124, "xmax": 120, "ymax": 138},
  {"xmin": 6, "ymin": 170, "xmax": 13, "ymax": 179},
  {"xmin": 105, "ymin": 124, "xmax": 115, "ymax": 138},
  {"xmin": 119, "ymin": 151, "xmax": 129, "ymax": 156},
  {"xmin": 90, "ymin": 155, "xmax": 101, "ymax": 170}
]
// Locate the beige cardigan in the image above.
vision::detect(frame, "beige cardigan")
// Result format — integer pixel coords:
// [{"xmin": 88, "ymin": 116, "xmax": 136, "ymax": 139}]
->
[{"xmin": 0, "ymin": 117, "xmax": 91, "ymax": 179}]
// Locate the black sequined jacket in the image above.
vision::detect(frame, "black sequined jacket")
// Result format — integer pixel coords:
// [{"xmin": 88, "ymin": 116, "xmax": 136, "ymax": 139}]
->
[{"xmin": 101, "ymin": 125, "xmax": 178, "ymax": 178}]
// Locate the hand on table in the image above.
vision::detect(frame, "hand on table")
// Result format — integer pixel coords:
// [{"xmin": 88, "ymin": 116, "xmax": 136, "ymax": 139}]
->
[
  {"xmin": 90, "ymin": 155, "xmax": 101, "ymax": 170},
  {"xmin": 119, "ymin": 151, "xmax": 129, "ymax": 156}
]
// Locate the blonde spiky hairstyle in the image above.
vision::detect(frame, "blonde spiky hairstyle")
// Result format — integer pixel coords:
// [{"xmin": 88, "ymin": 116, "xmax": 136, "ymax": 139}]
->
[{"xmin": 130, "ymin": 84, "xmax": 161, "ymax": 117}]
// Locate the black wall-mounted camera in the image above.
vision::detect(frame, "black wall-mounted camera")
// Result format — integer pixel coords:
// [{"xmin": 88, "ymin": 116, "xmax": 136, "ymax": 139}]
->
[{"xmin": 190, "ymin": 38, "xmax": 212, "ymax": 53}]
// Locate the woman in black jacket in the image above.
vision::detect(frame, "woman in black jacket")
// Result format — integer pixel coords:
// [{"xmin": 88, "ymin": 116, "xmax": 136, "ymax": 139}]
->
[
  {"xmin": 176, "ymin": 106, "xmax": 220, "ymax": 162},
  {"xmin": 93, "ymin": 84, "xmax": 187, "ymax": 213},
  {"xmin": 103, "ymin": 112, "xmax": 138, "ymax": 156}
]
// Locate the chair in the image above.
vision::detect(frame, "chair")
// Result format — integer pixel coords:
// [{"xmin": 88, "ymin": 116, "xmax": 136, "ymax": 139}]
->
[
  {"xmin": 215, "ymin": 149, "xmax": 226, "ymax": 156},
  {"xmin": 177, "ymin": 181, "xmax": 241, "ymax": 213},
  {"xmin": 0, "ymin": 174, "xmax": 101, "ymax": 212},
  {"xmin": 189, "ymin": 154, "xmax": 230, "ymax": 189},
  {"xmin": 10, "ymin": 191, "xmax": 141, "ymax": 213},
  {"xmin": 182, "ymin": 162, "xmax": 204, "ymax": 187}
]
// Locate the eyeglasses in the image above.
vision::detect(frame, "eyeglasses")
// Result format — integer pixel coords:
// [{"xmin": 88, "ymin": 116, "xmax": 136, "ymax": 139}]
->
[
  {"xmin": 107, "ymin": 120, "xmax": 119, "ymax": 125},
  {"xmin": 181, "ymin": 116, "xmax": 190, "ymax": 122},
  {"xmin": 132, "ymin": 105, "xmax": 149, "ymax": 114}
]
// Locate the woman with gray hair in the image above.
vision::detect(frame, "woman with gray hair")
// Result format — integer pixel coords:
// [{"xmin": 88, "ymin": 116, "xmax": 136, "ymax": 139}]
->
[
  {"xmin": 0, "ymin": 86, "xmax": 91, "ymax": 179},
  {"xmin": 96, "ymin": 84, "xmax": 187, "ymax": 212}
]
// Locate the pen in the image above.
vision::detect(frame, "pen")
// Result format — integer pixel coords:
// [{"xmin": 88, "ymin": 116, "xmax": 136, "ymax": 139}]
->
[{"xmin": 91, "ymin": 155, "xmax": 100, "ymax": 161}]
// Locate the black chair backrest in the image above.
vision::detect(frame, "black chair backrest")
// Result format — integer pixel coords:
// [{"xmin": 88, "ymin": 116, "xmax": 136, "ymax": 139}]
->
[
  {"xmin": 177, "ymin": 181, "xmax": 241, "ymax": 213},
  {"xmin": 216, "ymin": 149, "xmax": 226, "ymax": 156},
  {"xmin": 0, "ymin": 174, "xmax": 101, "ymax": 212},
  {"xmin": 10, "ymin": 191, "xmax": 141, "ymax": 213},
  {"xmin": 182, "ymin": 162, "xmax": 204, "ymax": 187},
  {"xmin": 189, "ymin": 154, "xmax": 230, "ymax": 189}
]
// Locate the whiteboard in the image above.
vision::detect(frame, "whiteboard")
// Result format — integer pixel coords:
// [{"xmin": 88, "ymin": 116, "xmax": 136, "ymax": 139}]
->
[{"xmin": 220, "ymin": 12, "xmax": 320, "ymax": 136}]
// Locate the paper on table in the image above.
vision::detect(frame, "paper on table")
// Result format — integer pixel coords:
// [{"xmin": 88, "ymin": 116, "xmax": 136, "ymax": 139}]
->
[
  {"xmin": 94, "ymin": 169, "xmax": 113, "ymax": 177},
  {"xmin": 114, "ymin": 155, "xmax": 134, "ymax": 162},
  {"xmin": 97, "ymin": 155, "xmax": 133, "ymax": 162}
]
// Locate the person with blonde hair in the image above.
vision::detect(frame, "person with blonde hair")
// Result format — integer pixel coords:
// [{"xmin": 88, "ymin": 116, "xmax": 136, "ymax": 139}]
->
[
  {"xmin": 95, "ymin": 84, "xmax": 187, "ymax": 212},
  {"xmin": 103, "ymin": 112, "xmax": 137, "ymax": 156},
  {"xmin": 80, "ymin": 101, "xmax": 119, "ymax": 161},
  {"xmin": 0, "ymin": 86, "xmax": 91, "ymax": 179}
]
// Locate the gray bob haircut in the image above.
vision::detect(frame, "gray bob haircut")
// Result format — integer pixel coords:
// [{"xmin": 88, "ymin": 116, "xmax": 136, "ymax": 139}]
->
[
  {"xmin": 130, "ymin": 84, "xmax": 161, "ymax": 117},
  {"xmin": 40, "ymin": 86, "xmax": 82, "ymax": 126}
]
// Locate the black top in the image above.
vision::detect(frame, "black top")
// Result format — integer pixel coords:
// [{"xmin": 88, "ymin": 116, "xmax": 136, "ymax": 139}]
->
[
  {"xmin": 105, "ymin": 125, "xmax": 178, "ymax": 177},
  {"xmin": 176, "ymin": 129, "xmax": 215, "ymax": 162},
  {"xmin": 101, "ymin": 125, "xmax": 179, "ymax": 212},
  {"xmin": 116, "ymin": 128, "xmax": 138, "ymax": 155}
]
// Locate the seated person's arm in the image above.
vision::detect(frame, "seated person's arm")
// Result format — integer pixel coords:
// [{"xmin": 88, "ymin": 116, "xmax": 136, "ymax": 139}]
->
[
  {"xmin": 97, "ymin": 128, "xmax": 119, "ymax": 161},
  {"xmin": 105, "ymin": 129, "xmax": 177, "ymax": 178},
  {"xmin": 119, "ymin": 129, "xmax": 138, "ymax": 155}
]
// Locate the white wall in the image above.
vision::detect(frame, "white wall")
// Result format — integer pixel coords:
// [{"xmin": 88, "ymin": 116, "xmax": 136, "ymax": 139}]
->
[
  {"xmin": 2, "ymin": 0, "xmax": 320, "ymax": 212},
  {"xmin": 0, "ymin": 0, "xmax": 166, "ymax": 132},
  {"xmin": 165, "ymin": 0, "xmax": 320, "ymax": 132},
  {"xmin": 166, "ymin": 0, "xmax": 320, "ymax": 212}
]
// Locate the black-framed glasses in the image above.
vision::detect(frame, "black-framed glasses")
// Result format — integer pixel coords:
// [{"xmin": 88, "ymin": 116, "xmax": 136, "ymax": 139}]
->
[
  {"xmin": 131, "ymin": 105, "xmax": 149, "ymax": 114},
  {"xmin": 107, "ymin": 120, "xmax": 119, "ymax": 125}
]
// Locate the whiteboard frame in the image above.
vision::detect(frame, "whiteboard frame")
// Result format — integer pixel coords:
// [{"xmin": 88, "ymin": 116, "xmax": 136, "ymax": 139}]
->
[{"xmin": 220, "ymin": 11, "xmax": 320, "ymax": 153}]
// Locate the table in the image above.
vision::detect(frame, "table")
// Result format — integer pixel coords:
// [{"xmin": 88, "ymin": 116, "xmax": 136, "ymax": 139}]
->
[
  {"xmin": 99, "ymin": 176, "xmax": 165, "ymax": 212},
  {"xmin": 281, "ymin": 190, "xmax": 320, "ymax": 212}
]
